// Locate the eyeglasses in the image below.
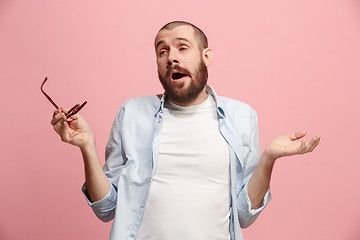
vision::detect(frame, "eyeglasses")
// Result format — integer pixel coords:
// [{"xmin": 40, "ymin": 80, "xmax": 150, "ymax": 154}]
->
[{"xmin": 41, "ymin": 77, "xmax": 87, "ymax": 118}]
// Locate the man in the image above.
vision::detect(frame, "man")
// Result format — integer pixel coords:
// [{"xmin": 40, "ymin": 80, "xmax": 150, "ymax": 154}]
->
[{"xmin": 51, "ymin": 21, "xmax": 320, "ymax": 240}]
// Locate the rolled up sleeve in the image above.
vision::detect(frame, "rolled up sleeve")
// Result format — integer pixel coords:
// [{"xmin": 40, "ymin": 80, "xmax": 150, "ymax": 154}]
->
[
  {"xmin": 81, "ymin": 180, "xmax": 117, "ymax": 222},
  {"xmin": 237, "ymin": 183, "xmax": 271, "ymax": 228}
]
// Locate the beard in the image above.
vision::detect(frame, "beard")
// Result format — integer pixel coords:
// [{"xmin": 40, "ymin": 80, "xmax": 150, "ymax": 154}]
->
[{"xmin": 158, "ymin": 60, "xmax": 208, "ymax": 105}]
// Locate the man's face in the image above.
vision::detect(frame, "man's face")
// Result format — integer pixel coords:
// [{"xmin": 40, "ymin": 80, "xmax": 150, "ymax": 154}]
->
[{"xmin": 155, "ymin": 25, "xmax": 208, "ymax": 105}]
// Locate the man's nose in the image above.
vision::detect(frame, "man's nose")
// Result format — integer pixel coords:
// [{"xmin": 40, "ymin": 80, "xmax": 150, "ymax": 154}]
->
[{"xmin": 167, "ymin": 50, "xmax": 179, "ymax": 66}]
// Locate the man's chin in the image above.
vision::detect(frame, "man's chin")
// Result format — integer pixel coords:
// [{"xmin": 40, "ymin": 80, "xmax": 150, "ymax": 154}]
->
[
  {"xmin": 171, "ymin": 80, "xmax": 188, "ymax": 90},
  {"xmin": 168, "ymin": 85, "xmax": 205, "ymax": 105}
]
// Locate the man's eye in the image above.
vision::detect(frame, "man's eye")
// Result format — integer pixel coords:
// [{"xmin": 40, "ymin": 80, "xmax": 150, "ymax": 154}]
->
[
  {"xmin": 159, "ymin": 50, "xmax": 167, "ymax": 55},
  {"xmin": 179, "ymin": 47, "xmax": 187, "ymax": 51}
]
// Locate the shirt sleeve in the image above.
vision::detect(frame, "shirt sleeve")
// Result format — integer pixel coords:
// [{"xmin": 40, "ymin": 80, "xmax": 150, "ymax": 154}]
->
[
  {"xmin": 236, "ymin": 108, "xmax": 272, "ymax": 228},
  {"xmin": 237, "ymin": 183, "xmax": 271, "ymax": 228},
  {"xmin": 81, "ymin": 180, "xmax": 117, "ymax": 222}
]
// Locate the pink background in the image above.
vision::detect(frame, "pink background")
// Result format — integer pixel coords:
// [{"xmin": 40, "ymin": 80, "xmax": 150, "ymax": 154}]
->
[{"xmin": 1, "ymin": 0, "xmax": 359, "ymax": 239}]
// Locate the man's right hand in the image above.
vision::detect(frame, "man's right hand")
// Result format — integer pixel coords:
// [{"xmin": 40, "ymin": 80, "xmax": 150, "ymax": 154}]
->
[{"xmin": 51, "ymin": 108, "xmax": 93, "ymax": 148}]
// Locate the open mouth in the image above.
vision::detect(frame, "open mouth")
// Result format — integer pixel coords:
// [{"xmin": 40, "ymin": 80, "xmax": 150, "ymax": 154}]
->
[{"xmin": 172, "ymin": 72, "xmax": 188, "ymax": 80}]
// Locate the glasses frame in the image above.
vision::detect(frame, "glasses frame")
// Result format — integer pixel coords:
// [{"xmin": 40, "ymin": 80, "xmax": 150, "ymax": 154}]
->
[{"xmin": 41, "ymin": 77, "xmax": 87, "ymax": 118}]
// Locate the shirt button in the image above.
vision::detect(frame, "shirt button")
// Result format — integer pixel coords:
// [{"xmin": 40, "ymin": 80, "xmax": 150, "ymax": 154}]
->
[
  {"xmin": 140, "ymin": 203, "xmax": 145, "ymax": 208},
  {"xmin": 131, "ymin": 231, "xmax": 136, "ymax": 236}
]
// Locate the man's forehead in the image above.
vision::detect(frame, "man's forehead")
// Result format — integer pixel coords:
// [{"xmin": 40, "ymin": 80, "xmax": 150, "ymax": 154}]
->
[{"xmin": 155, "ymin": 25, "xmax": 196, "ymax": 47}]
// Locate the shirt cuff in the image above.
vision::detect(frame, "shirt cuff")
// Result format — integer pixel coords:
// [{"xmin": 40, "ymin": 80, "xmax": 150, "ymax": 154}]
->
[
  {"xmin": 81, "ymin": 180, "xmax": 117, "ymax": 211},
  {"xmin": 238, "ymin": 183, "xmax": 272, "ymax": 216}
]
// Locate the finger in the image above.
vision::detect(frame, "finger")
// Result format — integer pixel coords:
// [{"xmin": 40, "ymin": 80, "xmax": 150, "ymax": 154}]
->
[
  {"xmin": 60, "ymin": 107, "xmax": 70, "ymax": 115},
  {"xmin": 51, "ymin": 112, "xmax": 66, "ymax": 126},
  {"xmin": 51, "ymin": 108, "xmax": 62, "ymax": 125},
  {"xmin": 59, "ymin": 121, "xmax": 71, "ymax": 142},
  {"xmin": 65, "ymin": 114, "xmax": 80, "ymax": 129},
  {"xmin": 308, "ymin": 136, "xmax": 321, "ymax": 152},
  {"xmin": 290, "ymin": 130, "xmax": 307, "ymax": 141},
  {"xmin": 53, "ymin": 114, "xmax": 66, "ymax": 134},
  {"xmin": 297, "ymin": 140, "xmax": 307, "ymax": 153},
  {"xmin": 306, "ymin": 137, "xmax": 317, "ymax": 152},
  {"xmin": 52, "ymin": 108, "xmax": 61, "ymax": 118},
  {"xmin": 298, "ymin": 136, "xmax": 320, "ymax": 154},
  {"xmin": 68, "ymin": 112, "xmax": 79, "ymax": 121}
]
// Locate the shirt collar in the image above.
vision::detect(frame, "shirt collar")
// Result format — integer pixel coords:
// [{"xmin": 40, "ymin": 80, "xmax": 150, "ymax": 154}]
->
[{"xmin": 206, "ymin": 85, "xmax": 226, "ymax": 119}]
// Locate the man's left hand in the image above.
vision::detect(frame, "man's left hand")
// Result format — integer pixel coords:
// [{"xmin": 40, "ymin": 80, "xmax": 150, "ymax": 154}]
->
[{"xmin": 263, "ymin": 130, "xmax": 321, "ymax": 162}]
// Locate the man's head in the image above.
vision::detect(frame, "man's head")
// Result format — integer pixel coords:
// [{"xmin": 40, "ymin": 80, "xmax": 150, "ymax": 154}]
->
[{"xmin": 155, "ymin": 21, "xmax": 213, "ymax": 106}]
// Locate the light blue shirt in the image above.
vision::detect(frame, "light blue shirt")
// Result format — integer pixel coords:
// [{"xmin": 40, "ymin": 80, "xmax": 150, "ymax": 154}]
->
[{"xmin": 82, "ymin": 85, "xmax": 271, "ymax": 240}]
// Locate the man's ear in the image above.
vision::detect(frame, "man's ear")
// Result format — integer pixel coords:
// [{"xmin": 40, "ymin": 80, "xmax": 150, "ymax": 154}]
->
[{"xmin": 202, "ymin": 48, "xmax": 213, "ymax": 67}]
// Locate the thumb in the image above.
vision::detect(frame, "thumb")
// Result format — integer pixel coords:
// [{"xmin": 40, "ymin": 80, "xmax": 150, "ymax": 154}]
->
[{"xmin": 290, "ymin": 130, "xmax": 307, "ymax": 141}]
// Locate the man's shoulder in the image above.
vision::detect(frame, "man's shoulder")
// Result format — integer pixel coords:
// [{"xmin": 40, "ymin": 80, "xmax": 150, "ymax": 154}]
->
[
  {"xmin": 217, "ymin": 96, "xmax": 256, "ymax": 114},
  {"xmin": 122, "ymin": 94, "xmax": 162, "ymax": 108},
  {"xmin": 115, "ymin": 94, "xmax": 163, "ymax": 119},
  {"xmin": 216, "ymin": 96, "xmax": 258, "ymax": 137}
]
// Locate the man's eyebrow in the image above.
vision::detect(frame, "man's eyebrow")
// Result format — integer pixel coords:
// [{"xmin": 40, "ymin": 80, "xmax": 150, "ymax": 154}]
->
[
  {"xmin": 156, "ymin": 37, "xmax": 192, "ymax": 49},
  {"xmin": 174, "ymin": 37, "xmax": 191, "ymax": 44},
  {"xmin": 156, "ymin": 40, "xmax": 164, "ymax": 49}
]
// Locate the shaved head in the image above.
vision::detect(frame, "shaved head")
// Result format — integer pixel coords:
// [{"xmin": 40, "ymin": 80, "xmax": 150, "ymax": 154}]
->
[{"xmin": 157, "ymin": 21, "xmax": 208, "ymax": 50}]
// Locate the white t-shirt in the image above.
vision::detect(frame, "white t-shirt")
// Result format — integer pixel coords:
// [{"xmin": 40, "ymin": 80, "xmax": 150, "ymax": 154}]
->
[{"xmin": 136, "ymin": 95, "xmax": 230, "ymax": 240}]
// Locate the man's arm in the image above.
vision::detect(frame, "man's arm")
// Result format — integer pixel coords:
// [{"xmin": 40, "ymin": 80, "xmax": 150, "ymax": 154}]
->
[
  {"xmin": 51, "ymin": 108, "xmax": 110, "ymax": 202},
  {"xmin": 247, "ymin": 131, "xmax": 320, "ymax": 209}
]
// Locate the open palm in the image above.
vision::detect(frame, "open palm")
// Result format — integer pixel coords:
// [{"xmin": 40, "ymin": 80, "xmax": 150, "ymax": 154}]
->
[{"xmin": 264, "ymin": 131, "xmax": 320, "ymax": 160}]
